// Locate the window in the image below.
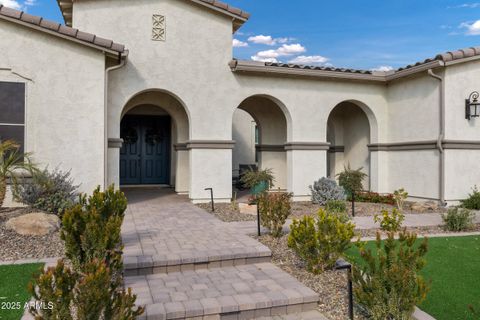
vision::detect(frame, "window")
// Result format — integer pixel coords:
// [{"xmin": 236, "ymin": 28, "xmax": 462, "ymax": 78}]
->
[{"xmin": 0, "ymin": 81, "xmax": 26, "ymax": 153}]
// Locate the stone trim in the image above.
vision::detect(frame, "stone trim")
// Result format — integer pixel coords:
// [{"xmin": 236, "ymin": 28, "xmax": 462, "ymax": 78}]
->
[
  {"xmin": 285, "ymin": 142, "xmax": 330, "ymax": 151},
  {"xmin": 328, "ymin": 145, "xmax": 345, "ymax": 153},
  {"xmin": 369, "ymin": 141, "xmax": 437, "ymax": 151},
  {"xmin": 256, "ymin": 144, "xmax": 285, "ymax": 152},
  {"xmin": 186, "ymin": 140, "xmax": 235, "ymax": 150},
  {"xmin": 108, "ymin": 138, "xmax": 123, "ymax": 149},
  {"xmin": 369, "ymin": 140, "xmax": 480, "ymax": 151},
  {"xmin": 174, "ymin": 143, "xmax": 188, "ymax": 151}
]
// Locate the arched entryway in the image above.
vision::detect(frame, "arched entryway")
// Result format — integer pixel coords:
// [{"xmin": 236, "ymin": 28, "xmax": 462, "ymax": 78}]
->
[
  {"xmin": 232, "ymin": 95, "xmax": 289, "ymax": 191},
  {"xmin": 120, "ymin": 90, "xmax": 190, "ymax": 193},
  {"xmin": 327, "ymin": 100, "xmax": 375, "ymax": 190}
]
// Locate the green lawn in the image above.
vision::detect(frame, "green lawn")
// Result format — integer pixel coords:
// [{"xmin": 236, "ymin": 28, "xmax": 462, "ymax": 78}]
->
[
  {"xmin": 346, "ymin": 235, "xmax": 480, "ymax": 320},
  {"xmin": 0, "ymin": 263, "xmax": 44, "ymax": 320}
]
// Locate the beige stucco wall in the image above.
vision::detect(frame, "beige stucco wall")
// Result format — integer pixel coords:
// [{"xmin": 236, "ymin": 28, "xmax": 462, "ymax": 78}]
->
[{"xmin": 0, "ymin": 19, "xmax": 106, "ymax": 195}]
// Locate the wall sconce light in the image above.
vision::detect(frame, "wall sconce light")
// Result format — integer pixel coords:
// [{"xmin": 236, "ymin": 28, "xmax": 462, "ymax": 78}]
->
[{"xmin": 466, "ymin": 91, "xmax": 480, "ymax": 120}]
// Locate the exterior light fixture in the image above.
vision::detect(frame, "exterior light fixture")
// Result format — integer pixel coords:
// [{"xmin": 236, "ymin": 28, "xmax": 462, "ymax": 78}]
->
[{"xmin": 466, "ymin": 91, "xmax": 480, "ymax": 120}]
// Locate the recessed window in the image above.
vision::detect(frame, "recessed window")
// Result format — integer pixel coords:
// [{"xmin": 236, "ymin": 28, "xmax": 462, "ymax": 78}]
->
[{"xmin": 0, "ymin": 81, "xmax": 25, "ymax": 153}]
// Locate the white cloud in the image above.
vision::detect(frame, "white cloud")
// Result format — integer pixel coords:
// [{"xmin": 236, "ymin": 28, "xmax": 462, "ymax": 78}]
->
[
  {"xmin": 248, "ymin": 35, "xmax": 276, "ymax": 45},
  {"xmin": 460, "ymin": 20, "xmax": 480, "ymax": 35},
  {"xmin": 0, "ymin": 0, "xmax": 36, "ymax": 10},
  {"xmin": 288, "ymin": 55, "xmax": 329, "ymax": 65},
  {"xmin": 232, "ymin": 39, "xmax": 248, "ymax": 48},
  {"xmin": 371, "ymin": 65, "xmax": 394, "ymax": 72},
  {"xmin": 247, "ymin": 35, "xmax": 296, "ymax": 46},
  {"xmin": 251, "ymin": 43, "xmax": 306, "ymax": 62},
  {"xmin": 0, "ymin": 0, "xmax": 21, "ymax": 9},
  {"xmin": 449, "ymin": 3, "xmax": 480, "ymax": 8}
]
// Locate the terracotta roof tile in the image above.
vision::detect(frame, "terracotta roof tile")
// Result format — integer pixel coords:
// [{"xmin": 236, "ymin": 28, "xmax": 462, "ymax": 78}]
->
[
  {"xmin": 0, "ymin": 4, "xmax": 125, "ymax": 54},
  {"xmin": 264, "ymin": 62, "xmax": 373, "ymax": 75}
]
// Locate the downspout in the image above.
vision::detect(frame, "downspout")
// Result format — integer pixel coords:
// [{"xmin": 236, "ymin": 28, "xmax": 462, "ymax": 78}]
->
[
  {"xmin": 428, "ymin": 67, "xmax": 446, "ymax": 205},
  {"xmin": 104, "ymin": 52, "xmax": 128, "ymax": 189}
]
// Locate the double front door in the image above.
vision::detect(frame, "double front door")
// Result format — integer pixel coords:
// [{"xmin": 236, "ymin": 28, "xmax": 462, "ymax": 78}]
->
[{"xmin": 120, "ymin": 115, "xmax": 171, "ymax": 185}]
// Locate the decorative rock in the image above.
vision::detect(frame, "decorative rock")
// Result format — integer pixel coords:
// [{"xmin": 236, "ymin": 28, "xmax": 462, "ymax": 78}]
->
[
  {"xmin": 239, "ymin": 203, "xmax": 258, "ymax": 216},
  {"xmin": 411, "ymin": 201, "xmax": 439, "ymax": 213},
  {"xmin": 5, "ymin": 212, "xmax": 60, "ymax": 236}
]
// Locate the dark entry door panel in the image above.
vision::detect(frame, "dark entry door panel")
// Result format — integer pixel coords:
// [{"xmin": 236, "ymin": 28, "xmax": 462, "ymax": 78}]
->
[{"xmin": 120, "ymin": 115, "xmax": 171, "ymax": 185}]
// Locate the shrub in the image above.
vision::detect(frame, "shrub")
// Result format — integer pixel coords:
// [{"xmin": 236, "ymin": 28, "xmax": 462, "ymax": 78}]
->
[
  {"xmin": 61, "ymin": 186, "xmax": 127, "ymax": 272},
  {"xmin": 460, "ymin": 186, "xmax": 480, "ymax": 210},
  {"xmin": 309, "ymin": 177, "xmax": 346, "ymax": 205},
  {"xmin": 336, "ymin": 164, "xmax": 367, "ymax": 196},
  {"xmin": 16, "ymin": 168, "xmax": 79, "ymax": 216},
  {"xmin": 29, "ymin": 259, "xmax": 144, "ymax": 320},
  {"xmin": 393, "ymin": 188, "xmax": 409, "ymax": 211},
  {"xmin": 325, "ymin": 199, "xmax": 347, "ymax": 213},
  {"xmin": 442, "ymin": 207, "xmax": 474, "ymax": 232},
  {"xmin": 258, "ymin": 192, "xmax": 292, "ymax": 237},
  {"xmin": 355, "ymin": 191, "xmax": 395, "ymax": 205},
  {"xmin": 240, "ymin": 168, "xmax": 275, "ymax": 190},
  {"xmin": 374, "ymin": 209, "xmax": 405, "ymax": 232},
  {"xmin": 288, "ymin": 209, "xmax": 355, "ymax": 273},
  {"xmin": 0, "ymin": 139, "xmax": 37, "ymax": 207},
  {"xmin": 352, "ymin": 231, "xmax": 429, "ymax": 320}
]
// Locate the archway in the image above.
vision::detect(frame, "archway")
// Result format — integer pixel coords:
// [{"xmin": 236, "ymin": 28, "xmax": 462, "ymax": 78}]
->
[
  {"xmin": 232, "ymin": 95, "xmax": 289, "ymax": 191},
  {"xmin": 119, "ymin": 90, "xmax": 190, "ymax": 193},
  {"xmin": 327, "ymin": 101, "xmax": 373, "ymax": 189}
]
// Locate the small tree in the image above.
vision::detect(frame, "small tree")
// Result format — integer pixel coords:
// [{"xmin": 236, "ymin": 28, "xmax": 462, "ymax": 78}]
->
[
  {"xmin": 257, "ymin": 192, "xmax": 292, "ymax": 237},
  {"xmin": 352, "ymin": 231, "xmax": 430, "ymax": 320},
  {"xmin": 393, "ymin": 188, "xmax": 409, "ymax": 211},
  {"xmin": 0, "ymin": 140, "xmax": 37, "ymax": 207},
  {"xmin": 288, "ymin": 209, "xmax": 355, "ymax": 273},
  {"xmin": 336, "ymin": 164, "xmax": 367, "ymax": 197}
]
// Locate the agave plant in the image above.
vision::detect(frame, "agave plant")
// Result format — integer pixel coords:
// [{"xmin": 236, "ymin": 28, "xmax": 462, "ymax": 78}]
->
[{"xmin": 0, "ymin": 140, "xmax": 37, "ymax": 207}]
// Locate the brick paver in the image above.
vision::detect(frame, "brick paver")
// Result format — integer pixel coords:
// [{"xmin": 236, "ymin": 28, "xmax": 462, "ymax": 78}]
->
[{"xmin": 122, "ymin": 188, "xmax": 271, "ymax": 275}]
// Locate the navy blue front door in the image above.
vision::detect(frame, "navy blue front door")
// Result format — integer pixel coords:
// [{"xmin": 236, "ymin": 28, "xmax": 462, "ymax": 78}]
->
[{"xmin": 120, "ymin": 115, "xmax": 171, "ymax": 185}]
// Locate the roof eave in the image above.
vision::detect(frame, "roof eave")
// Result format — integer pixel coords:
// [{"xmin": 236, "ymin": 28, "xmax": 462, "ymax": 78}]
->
[
  {"xmin": 230, "ymin": 60, "xmax": 387, "ymax": 83},
  {"xmin": 0, "ymin": 13, "xmax": 122, "ymax": 56}
]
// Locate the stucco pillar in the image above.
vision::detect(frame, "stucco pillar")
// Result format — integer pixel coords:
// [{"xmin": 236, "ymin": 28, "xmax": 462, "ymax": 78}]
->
[
  {"xmin": 174, "ymin": 144, "xmax": 190, "ymax": 194},
  {"xmin": 286, "ymin": 143, "xmax": 330, "ymax": 201},
  {"xmin": 256, "ymin": 145, "xmax": 287, "ymax": 190},
  {"xmin": 107, "ymin": 138, "xmax": 123, "ymax": 188},
  {"xmin": 188, "ymin": 140, "xmax": 234, "ymax": 203}
]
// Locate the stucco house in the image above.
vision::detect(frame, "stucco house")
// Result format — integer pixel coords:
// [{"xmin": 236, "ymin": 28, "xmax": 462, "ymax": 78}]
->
[{"xmin": 1, "ymin": 0, "xmax": 480, "ymax": 205}]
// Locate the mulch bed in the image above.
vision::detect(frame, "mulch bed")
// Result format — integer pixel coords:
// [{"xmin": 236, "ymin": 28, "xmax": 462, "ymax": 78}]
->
[
  {"xmin": 257, "ymin": 234, "xmax": 366, "ymax": 320},
  {"xmin": 0, "ymin": 207, "xmax": 64, "ymax": 262}
]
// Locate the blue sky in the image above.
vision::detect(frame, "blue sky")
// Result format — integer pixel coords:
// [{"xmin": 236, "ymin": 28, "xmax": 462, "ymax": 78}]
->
[{"xmin": 3, "ymin": 0, "xmax": 480, "ymax": 70}]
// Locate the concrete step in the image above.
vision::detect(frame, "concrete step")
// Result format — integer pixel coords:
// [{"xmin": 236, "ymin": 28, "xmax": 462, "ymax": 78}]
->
[
  {"xmin": 256, "ymin": 310, "xmax": 328, "ymax": 320},
  {"xmin": 126, "ymin": 263, "xmax": 319, "ymax": 320}
]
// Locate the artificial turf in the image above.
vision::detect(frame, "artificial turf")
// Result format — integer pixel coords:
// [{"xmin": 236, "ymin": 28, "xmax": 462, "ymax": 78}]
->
[
  {"xmin": 0, "ymin": 263, "xmax": 44, "ymax": 320},
  {"xmin": 346, "ymin": 235, "xmax": 480, "ymax": 320}
]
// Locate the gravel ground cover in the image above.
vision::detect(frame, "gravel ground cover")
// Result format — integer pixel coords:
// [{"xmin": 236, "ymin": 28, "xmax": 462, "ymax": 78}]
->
[
  {"xmin": 195, "ymin": 203, "xmax": 257, "ymax": 222},
  {"xmin": 257, "ymin": 234, "xmax": 366, "ymax": 320},
  {"xmin": 359, "ymin": 223, "xmax": 480, "ymax": 238},
  {"xmin": 0, "ymin": 208, "xmax": 64, "ymax": 261}
]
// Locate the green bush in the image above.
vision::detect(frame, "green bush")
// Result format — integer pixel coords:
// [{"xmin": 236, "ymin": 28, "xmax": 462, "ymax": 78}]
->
[
  {"xmin": 393, "ymin": 188, "xmax": 409, "ymax": 211},
  {"xmin": 355, "ymin": 191, "xmax": 395, "ymax": 205},
  {"xmin": 352, "ymin": 231, "xmax": 430, "ymax": 320},
  {"xmin": 29, "ymin": 259, "xmax": 143, "ymax": 320},
  {"xmin": 442, "ymin": 207, "xmax": 474, "ymax": 232},
  {"xmin": 240, "ymin": 168, "xmax": 275, "ymax": 190},
  {"xmin": 288, "ymin": 209, "xmax": 355, "ymax": 273},
  {"xmin": 460, "ymin": 186, "xmax": 480, "ymax": 210},
  {"xmin": 374, "ymin": 209, "xmax": 405, "ymax": 232},
  {"xmin": 336, "ymin": 164, "xmax": 367, "ymax": 196},
  {"xmin": 325, "ymin": 199, "xmax": 347, "ymax": 213},
  {"xmin": 16, "ymin": 168, "xmax": 79, "ymax": 216},
  {"xmin": 258, "ymin": 192, "xmax": 292, "ymax": 237},
  {"xmin": 61, "ymin": 186, "xmax": 127, "ymax": 272}
]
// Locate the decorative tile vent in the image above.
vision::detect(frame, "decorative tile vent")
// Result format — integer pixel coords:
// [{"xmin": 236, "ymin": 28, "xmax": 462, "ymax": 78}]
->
[{"xmin": 152, "ymin": 14, "xmax": 166, "ymax": 41}]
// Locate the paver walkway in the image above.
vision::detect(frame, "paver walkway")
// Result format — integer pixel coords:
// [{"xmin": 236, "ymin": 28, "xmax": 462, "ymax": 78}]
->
[{"xmin": 121, "ymin": 188, "xmax": 321, "ymax": 320}]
